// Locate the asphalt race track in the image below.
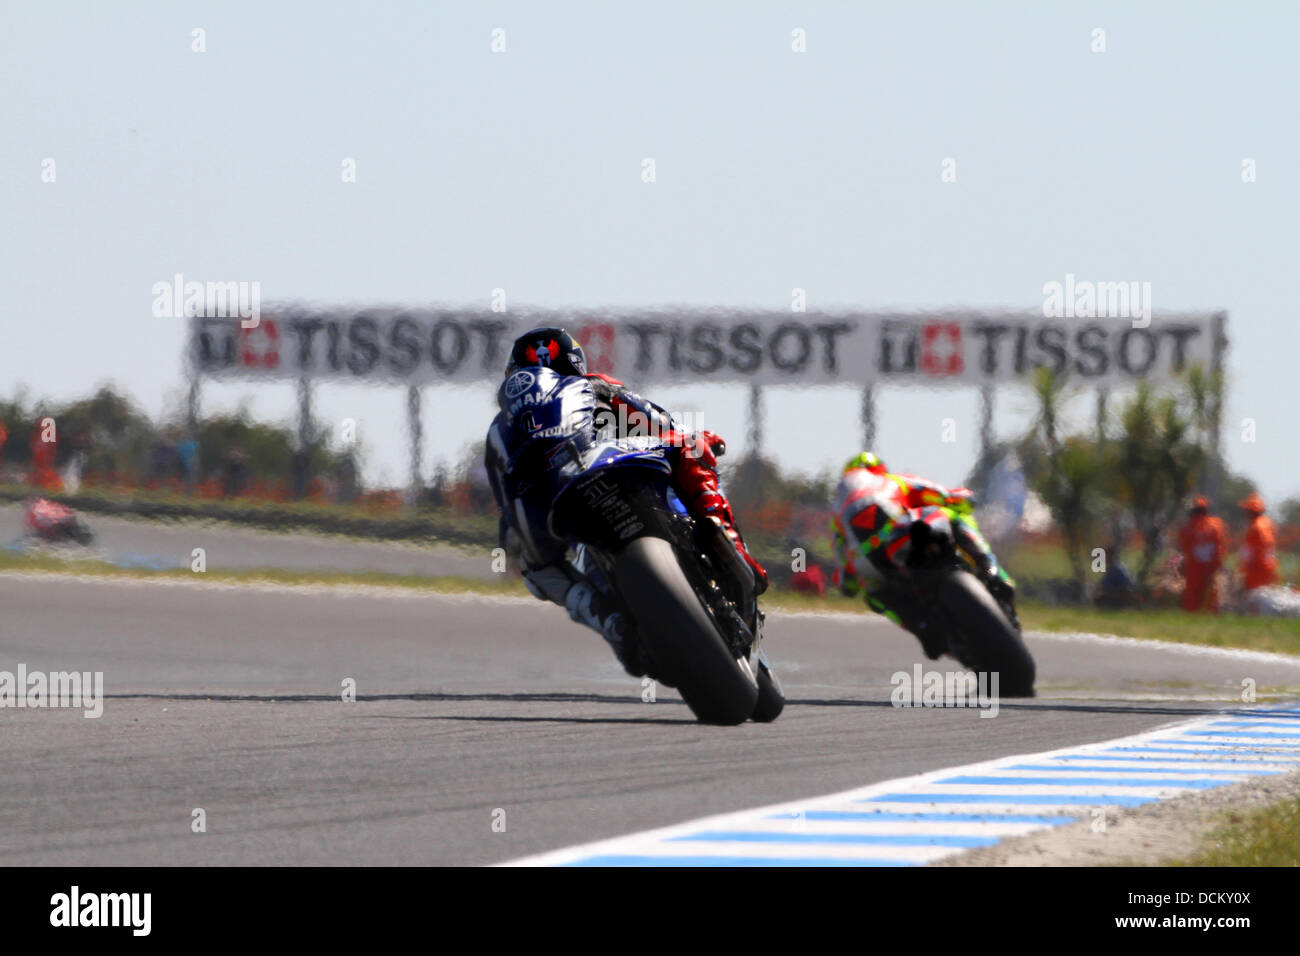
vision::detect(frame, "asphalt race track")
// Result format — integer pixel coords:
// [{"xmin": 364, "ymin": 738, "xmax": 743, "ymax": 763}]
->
[
  {"xmin": 4, "ymin": 573, "xmax": 1299, "ymax": 866},
  {"xmin": 1, "ymin": 503, "xmax": 490, "ymax": 578}
]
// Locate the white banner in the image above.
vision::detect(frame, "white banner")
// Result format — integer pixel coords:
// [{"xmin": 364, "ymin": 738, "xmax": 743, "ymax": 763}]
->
[{"xmin": 189, "ymin": 309, "xmax": 1221, "ymax": 387}]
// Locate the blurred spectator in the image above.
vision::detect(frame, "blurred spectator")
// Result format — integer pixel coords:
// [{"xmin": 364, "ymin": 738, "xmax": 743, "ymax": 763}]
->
[
  {"xmin": 1177, "ymin": 495, "xmax": 1226, "ymax": 612},
  {"xmin": 336, "ymin": 454, "xmax": 359, "ymax": 503},
  {"xmin": 291, "ymin": 447, "xmax": 309, "ymax": 499},
  {"xmin": 224, "ymin": 446, "xmax": 248, "ymax": 497},
  {"xmin": 176, "ymin": 436, "xmax": 199, "ymax": 488},
  {"xmin": 1238, "ymin": 493, "xmax": 1281, "ymax": 592},
  {"xmin": 790, "ymin": 563, "xmax": 827, "ymax": 597},
  {"xmin": 425, "ymin": 464, "xmax": 448, "ymax": 508},
  {"xmin": 148, "ymin": 439, "xmax": 178, "ymax": 485},
  {"xmin": 1094, "ymin": 545, "xmax": 1138, "ymax": 609},
  {"xmin": 28, "ymin": 419, "xmax": 61, "ymax": 490},
  {"xmin": 61, "ymin": 428, "xmax": 89, "ymax": 494}
]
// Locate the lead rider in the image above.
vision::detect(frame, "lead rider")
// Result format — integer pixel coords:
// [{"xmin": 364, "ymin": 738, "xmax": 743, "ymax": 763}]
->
[{"xmin": 484, "ymin": 327, "xmax": 767, "ymax": 673}]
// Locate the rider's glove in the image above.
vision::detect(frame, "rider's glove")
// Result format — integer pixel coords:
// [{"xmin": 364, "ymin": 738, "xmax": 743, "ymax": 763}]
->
[
  {"xmin": 682, "ymin": 431, "xmax": 722, "ymax": 468},
  {"xmin": 698, "ymin": 430, "xmax": 726, "ymax": 457}
]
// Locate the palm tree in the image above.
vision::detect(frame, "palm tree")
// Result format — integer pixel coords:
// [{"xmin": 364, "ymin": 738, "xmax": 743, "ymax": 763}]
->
[{"xmin": 1026, "ymin": 368, "xmax": 1110, "ymax": 594}]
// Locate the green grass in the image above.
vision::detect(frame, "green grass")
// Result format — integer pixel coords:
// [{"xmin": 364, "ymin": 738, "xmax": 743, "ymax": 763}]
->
[
  {"xmin": 1018, "ymin": 599, "xmax": 1300, "ymax": 656},
  {"xmin": 998, "ymin": 539, "xmax": 1080, "ymax": 581},
  {"xmin": 1001, "ymin": 538, "xmax": 1300, "ymax": 589},
  {"xmin": 1169, "ymin": 798, "xmax": 1300, "ymax": 866}
]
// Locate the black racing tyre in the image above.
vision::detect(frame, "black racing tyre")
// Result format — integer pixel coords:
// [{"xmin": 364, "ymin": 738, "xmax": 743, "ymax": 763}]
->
[
  {"xmin": 750, "ymin": 656, "xmax": 785, "ymax": 723},
  {"xmin": 938, "ymin": 570, "xmax": 1036, "ymax": 697},
  {"xmin": 613, "ymin": 536, "xmax": 759, "ymax": 725}
]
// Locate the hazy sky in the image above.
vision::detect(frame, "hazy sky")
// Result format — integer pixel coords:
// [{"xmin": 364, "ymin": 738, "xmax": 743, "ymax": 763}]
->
[{"xmin": 3, "ymin": 2, "xmax": 1298, "ymax": 501}]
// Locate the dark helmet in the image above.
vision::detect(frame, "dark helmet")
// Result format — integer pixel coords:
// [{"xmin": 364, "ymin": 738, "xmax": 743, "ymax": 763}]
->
[{"xmin": 504, "ymin": 327, "xmax": 587, "ymax": 378}]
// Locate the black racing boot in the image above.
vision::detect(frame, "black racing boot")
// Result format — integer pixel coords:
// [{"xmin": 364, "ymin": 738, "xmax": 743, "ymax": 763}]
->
[{"xmin": 565, "ymin": 582, "xmax": 645, "ymax": 677}]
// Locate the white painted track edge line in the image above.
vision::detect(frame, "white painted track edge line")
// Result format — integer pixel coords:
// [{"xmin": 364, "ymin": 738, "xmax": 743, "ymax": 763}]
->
[{"xmin": 498, "ymin": 708, "xmax": 1294, "ymax": 866}]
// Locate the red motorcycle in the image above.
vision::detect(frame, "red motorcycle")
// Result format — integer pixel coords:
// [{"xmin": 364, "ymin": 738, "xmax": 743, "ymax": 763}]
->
[{"xmin": 23, "ymin": 498, "xmax": 95, "ymax": 546}]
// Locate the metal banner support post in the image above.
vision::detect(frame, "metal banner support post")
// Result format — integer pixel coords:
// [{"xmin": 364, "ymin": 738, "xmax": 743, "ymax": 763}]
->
[
  {"xmin": 294, "ymin": 377, "xmax": 314, "ymax": 499},
  {"xmin": 186, "ymin": 375, "xmax": 201, "ymax": 437},
  {"xmin": 1208, "ymin": 311, "xmax": 1229, "ymax": 500},
  {"xmin": 978, "ymin": 384, "xmax": 996, "ymax": 466},
  {"xmin": 860, "ymin": 383, "xmax": 876, "ymax": 451},
  {"xmin": 407, "ymin": 385, "xmax": 423, "ymax": 502},
  {"xmin": 747, "ymin": 384, "xmax": 764, "ymax": 459},
  {"xmin": 1095, "ymin": 388, "xmax": 1109, "ymax": 444},
  {"xmin": 184, "ymin": 369, "xmax": 201, "ymax": 493},
  {"xmin": 296, "ymin": 377, "xmax": 314, "ymax": 448}
]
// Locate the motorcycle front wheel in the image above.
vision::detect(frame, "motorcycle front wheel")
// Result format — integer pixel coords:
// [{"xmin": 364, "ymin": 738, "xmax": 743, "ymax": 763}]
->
[{"xmin": 937, "ymin": 569, "xmax": 1036, "ymax": 697}]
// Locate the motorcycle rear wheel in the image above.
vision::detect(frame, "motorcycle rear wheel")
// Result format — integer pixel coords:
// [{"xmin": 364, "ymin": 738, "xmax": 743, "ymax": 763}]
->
[{"xmin": 614, "ymin": 536, "xmax": 759, "ymax": 725}]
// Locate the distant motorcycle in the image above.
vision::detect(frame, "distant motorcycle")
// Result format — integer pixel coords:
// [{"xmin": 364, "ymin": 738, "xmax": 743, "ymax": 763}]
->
[
  {"xmin": 877, "ymin": 505, "xmax": 1035, "ymax": 696},
  {"xmin": 500, "ymin": 366, "xmax": 783, "ymax": 725},
  {"xmin": 23, "ymin": 497, "xmax": 95, "ymax": 546}
]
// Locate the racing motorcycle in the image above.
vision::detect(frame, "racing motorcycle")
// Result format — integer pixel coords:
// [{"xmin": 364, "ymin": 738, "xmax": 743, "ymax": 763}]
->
[
  {"xmin": 500, "ymin": 367, "xmax": 783, "ymax": 725},
  {"xmin": 23, "ymin": 497, "xmax": 95, "ymax": 546},
  {"xmin": 879, "ymin": 504, "xmax": 1036, "ymax": 697}
]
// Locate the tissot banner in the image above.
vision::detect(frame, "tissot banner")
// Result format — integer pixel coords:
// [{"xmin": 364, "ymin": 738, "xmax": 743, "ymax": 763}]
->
[{"xmin": 188, "ymin": 309, "xmax": 1219, "ymax": 387}]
